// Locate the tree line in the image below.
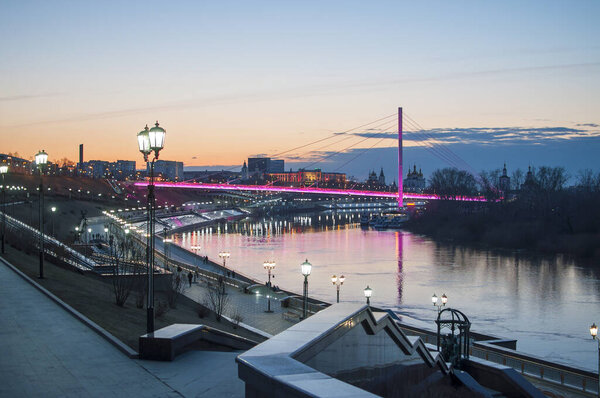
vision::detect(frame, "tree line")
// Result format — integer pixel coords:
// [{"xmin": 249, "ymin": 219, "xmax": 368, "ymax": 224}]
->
[{"xmin": 406, "ymin": 166, "xmax": 600, "ymax": 259}]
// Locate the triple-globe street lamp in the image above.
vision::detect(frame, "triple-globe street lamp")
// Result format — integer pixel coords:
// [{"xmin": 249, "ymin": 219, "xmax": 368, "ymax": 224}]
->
[
  {"xmin": 35, "ymin": 150, "xmax": 48, "ymax": 278},
  {"xmin": 137, "ymin": 121, "xmax": 166, "ymax": 334},
  {"xmin": 589, "ymin": 323, "xmax": 600, "ymax": 397},
  {"xmin": 432, "ymin": 293, "xmax": 448, "ymax": 313},
  {"xmin": 331, "ymin": 274, "xmax": 345, "ymax": 303},
  {"xmin": 301, "ymin": 259, "xmax": 312, "ymax": 319},
  {"xmin": 219, "ymin": 251, "xmax": 230, "ymax": 267},
  {"xmin": 0, "ymin": 164, "xmax": 8, "ymax": 254},
  {"xmin": 263, "ymin": 260, "xmax": 275, "ymax": 313}
]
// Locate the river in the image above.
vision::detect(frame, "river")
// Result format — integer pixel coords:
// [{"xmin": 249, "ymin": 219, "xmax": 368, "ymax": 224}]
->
[{"xmin": 172, "ymin": 210, "xmax": 600, "ymax": 370}]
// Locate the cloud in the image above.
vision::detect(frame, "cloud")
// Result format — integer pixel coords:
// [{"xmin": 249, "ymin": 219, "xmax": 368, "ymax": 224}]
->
[
  {"xmin": 0, "ymin": 93, "xmax": 60, "ymax": 102},
  {"xmin": 341, "ymin": 125, "xmax": 600, "ymax": 146},
  {"xmin": 576, "ymin": 123, "xmax": 599, "ymax": 128},
  {"xmin": 6, "ymin": 62, "xmax": 599, "ymax": 128}
]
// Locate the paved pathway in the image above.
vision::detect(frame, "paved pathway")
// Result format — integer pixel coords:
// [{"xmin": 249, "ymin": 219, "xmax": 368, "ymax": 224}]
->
[
  {"xmin": 183, "ymin": 281, "xmax": 295, "ymax": 337},
  {"xmin": 0, "ymin": 259, "xmax": 180, "ymax": 398}
]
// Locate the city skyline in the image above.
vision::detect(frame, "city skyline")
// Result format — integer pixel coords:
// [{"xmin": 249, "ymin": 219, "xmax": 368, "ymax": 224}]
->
[{"xmin": 1, "ymin": 1, "xmax": 599, "ymax": 178}]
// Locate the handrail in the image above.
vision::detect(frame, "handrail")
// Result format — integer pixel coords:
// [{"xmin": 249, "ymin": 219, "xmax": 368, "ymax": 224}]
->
[{"xmin": 395, "ymin": 321, "xmax": 598, "ymax": 395}]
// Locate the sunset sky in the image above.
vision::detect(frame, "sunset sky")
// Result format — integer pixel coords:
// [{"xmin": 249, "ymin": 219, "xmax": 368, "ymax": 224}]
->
[{"xmin": 1, "ymin": 1, "xmax": 599, "ymax": 179}]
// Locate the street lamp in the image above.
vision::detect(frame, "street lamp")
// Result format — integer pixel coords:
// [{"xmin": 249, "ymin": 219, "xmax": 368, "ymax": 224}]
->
[
  {"xmin": 331, "ymin": 274, "xmax": 345, "ymax": 303},
  {"xmin": 137, "ymin": 121, "xmax": 166, "ymax": 334},
  {"xmin": 137, "ymin": 121, "xmax": 166, "ymax": 333},
  {"xmin": 364, "ymin": 285, "xmax": 372, "ymax": 305},
  {"xmin": 163, "ymin": 227, "xmax": 172, "ymax": 270},
  {"xmin": 263, "ymin": 260, "xmax": 276, "ymax": 313},
  {"xmin": 219, "ymin": 251, "xmax": 230, "ymax": 267},
  {"xmin": 590, "ymin": 323, "xmax": 600, "ymax": 397},
  {"xmin": 432, "ymin": 293, "xmax": 448, "ymax": 313},
  {"xmin": 35, "ymin": 150, "xmax": 48, "ymax": 278},
  {"xmin": 104, "ymin": 227, "xmax": 108, "ymax": 241},
  {"xmin": 50, "ymin": 206, "xmax": 56, "ymax": 236},
  {"xmin": 301, "ymin": 259, "xmax": 312, "ymax": 319},
  {"xmin": 0, "ymin": 164, "xmax": 8, "ymax": 254}
]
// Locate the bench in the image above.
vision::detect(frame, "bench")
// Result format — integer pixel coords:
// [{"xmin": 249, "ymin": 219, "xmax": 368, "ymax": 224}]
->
[{"xmin": 139, "ymin": 323, "xmax": 257, "ymax": 361}]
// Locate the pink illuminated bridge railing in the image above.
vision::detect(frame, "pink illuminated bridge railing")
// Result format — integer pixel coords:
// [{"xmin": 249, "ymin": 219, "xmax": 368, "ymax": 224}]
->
[{"xmin": 133, "ymin": 182, "xmax": 488, "ymax": 202}]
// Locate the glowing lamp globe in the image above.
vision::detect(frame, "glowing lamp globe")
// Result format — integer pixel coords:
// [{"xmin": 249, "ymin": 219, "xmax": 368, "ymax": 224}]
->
[
  {"xmin": 0, "ymin": 165, "xmax": 8, "ymax": 174},
  {"xmin": 591, "ymin": 323, "xmax": 598, "ymax": 339},
  {"xmin": 301, "ymin": 259, "xmax": 312, "ymax": 276},
  {"xmin": 137, "ymin": 126, "xmax": 151, "ymax": 156},
  {"xmin": 441, "ymin": 294, "xmax": 448, "ymax": 305},
  {"xmin": 364, "ymin": 285, "xmax": 373, "ymax": 298},
  {"xmin": 331, "ymin": 275, "xmax": 337, "ymax": 285},
  {"xmin": 35, "ymin": 150, "xmax": 48, "ymax": 166},
  {"xmin": 432, "ymin": 294, "xmax": 438, "ymax": 305},
  {"xmin": 339, "ymin": 275, "xmax": 345, "ymax": 284},
  {"xmin": 148, "ymin": 121, "xmax": 166, "ymax": 152}
]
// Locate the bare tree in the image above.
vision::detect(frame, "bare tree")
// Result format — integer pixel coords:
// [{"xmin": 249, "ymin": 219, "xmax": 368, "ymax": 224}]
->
[
  {"xmin": 205, "ymin": 278, "xmax": 230, "ymax": 322},
  {"xmin": 428, "ymin": 168, "xmax": 478, "ymax": 199},
  {"xmin": 511, "ymin": 168, "xmax": 524, "ymax": 190},
  {"xmin": 166, "ymin": 266, "xmax": 186, "ymax": 309},
  {"xmin": 109, "ymin": 228, "xmax": 144, "ymax": 307}
]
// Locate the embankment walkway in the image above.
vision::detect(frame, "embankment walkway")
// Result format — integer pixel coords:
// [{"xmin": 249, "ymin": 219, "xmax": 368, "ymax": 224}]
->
[{"xmin": 0, "ymin": 258, "xmax": 179, "ymax": 397}]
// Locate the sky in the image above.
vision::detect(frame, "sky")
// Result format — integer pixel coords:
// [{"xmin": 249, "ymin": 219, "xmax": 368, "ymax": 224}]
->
[{"xmin": 1, "ymin": 0, "xmax": 599, "ymax": 180}]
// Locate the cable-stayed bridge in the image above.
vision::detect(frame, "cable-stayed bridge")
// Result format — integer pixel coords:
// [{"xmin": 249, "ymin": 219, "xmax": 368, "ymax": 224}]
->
[{"xmin": 134, "ymin": 108, "xmax": 486, "ymax": 204}]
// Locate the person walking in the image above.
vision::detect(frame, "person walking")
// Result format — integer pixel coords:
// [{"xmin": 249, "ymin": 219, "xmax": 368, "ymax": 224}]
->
[{"xmin": 187, "ymin": 271, "xmax": 193, "ymax": 288}]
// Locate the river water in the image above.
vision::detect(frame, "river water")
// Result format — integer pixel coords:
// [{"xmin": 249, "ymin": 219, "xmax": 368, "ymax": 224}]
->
[{"xmin": 172, "ymin": 211, "xmax": 600, "ymax": 370}]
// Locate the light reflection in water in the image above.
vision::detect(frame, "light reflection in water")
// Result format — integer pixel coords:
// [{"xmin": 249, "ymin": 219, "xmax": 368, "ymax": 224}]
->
[{"xmin": 173, "ymin": 211, "xmax": 600, "ymax": 369}]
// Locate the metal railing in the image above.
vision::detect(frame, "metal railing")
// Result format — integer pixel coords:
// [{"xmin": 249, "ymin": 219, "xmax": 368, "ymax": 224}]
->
[
  {"xmin": 2, "ymin": 211, "xmax": 97, "ymax": 271},
  {"xmin": 396, "ymin": 321, "xmax": 598, "ymax": 396}
]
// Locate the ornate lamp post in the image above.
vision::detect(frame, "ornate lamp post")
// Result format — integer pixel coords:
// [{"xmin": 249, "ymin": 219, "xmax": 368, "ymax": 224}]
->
[
  {"xmin": 301, "ymin": 259, "xmax": 312, "ymax": 319},
  {"xmin": 219, "ymin": 251, "xmax": 230, "ymax": 267},
  {"xmin": 432, "ymin": 293, "xmax": 448, "ymax": 313},
  {"xmin": 590, "ymin": 323, "xmax": 600, "ymax": 397},
  {"xmin": 331, "ymin": 274, "xmax": 345, "ymax": 303},
  {"xmin": 163, "ymin": 226, "xmax": 172, "ymax": 270},
  {"xmin": 364, "ymin": 285, "xmax": 372, "ymax": 305},
  {"xmin": 50, "ymin": 206, "xmax": 56, "ymax": 236},
  {"xmin": 0, "ymin": 164, "xmax": 7, "ymax": 254},
  {"xmin": 263, "ymin": 260, "xmax": 276, "ymax": 313},
  {"xmin": 35, "ymin": 150, "xmax": 48, "ymax": 278},
  {"xmin": 137, "ymin": 121, "xmax": 166, "ymax": 334}
]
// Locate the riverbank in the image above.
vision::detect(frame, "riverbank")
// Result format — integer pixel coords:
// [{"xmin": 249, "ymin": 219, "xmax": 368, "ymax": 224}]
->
[{"xmin": 404, "ymin": 199, "xmax": 600, "ymax": 261}]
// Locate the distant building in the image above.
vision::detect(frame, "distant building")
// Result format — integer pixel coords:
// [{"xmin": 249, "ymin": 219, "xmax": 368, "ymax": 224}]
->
[
  {"xmin": 365, "ymin": 168, "xmax": 387, "ymax": 186},
  {"xmin": 266, "ymin": 169, "xmax": 346, "ymax": 185},
  {"xmin": 522, "ymin": 165, "xmax": 536, "ymax": 190},
  {"xmin": 241, "ymin": 161, "xmax": 248, "ymax": 180},
  {"xmin": 0, "ymin": 154, "xmax": 32, "ymax": 175},
  {"xmin": 269, "ymin": 159, "xmax": 284, "ymax": 173},
  {"xmin": 378, "ymin": 168, "xmax": 385, "ymax": 185},
  {"xmin": 499, "ymin": 163, "xmax": 510, "ymax": 192},
  {"xmin": 82, "ymin": 160, "xmax": 110, "ymax": 179},
  {"xmin": 149, "ymin": 160, "xmax": 184, "ymax": 181},
  {"xmin": 110, "ymin": 160, "xmax": 136, "ymax": 180},
  {"xmin": 404, "ymin": 165, "xmax": 425, "ymax": 193},
  {"xmin": 183, "ymin": 170, "xmax": 239, "ymax": 183},
  {"xmin": 367, "ymin": 170, "xmax": 379, "ymax": 184},
  {"xmin": 247, "ymin": 157, "xmax": 285, "ymax": 175}
]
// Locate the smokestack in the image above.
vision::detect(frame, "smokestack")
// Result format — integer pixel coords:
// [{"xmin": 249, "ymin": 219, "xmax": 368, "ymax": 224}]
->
[{"xmin": 79, "ymin": 144, "xmax": 83, "ymax": 165}]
